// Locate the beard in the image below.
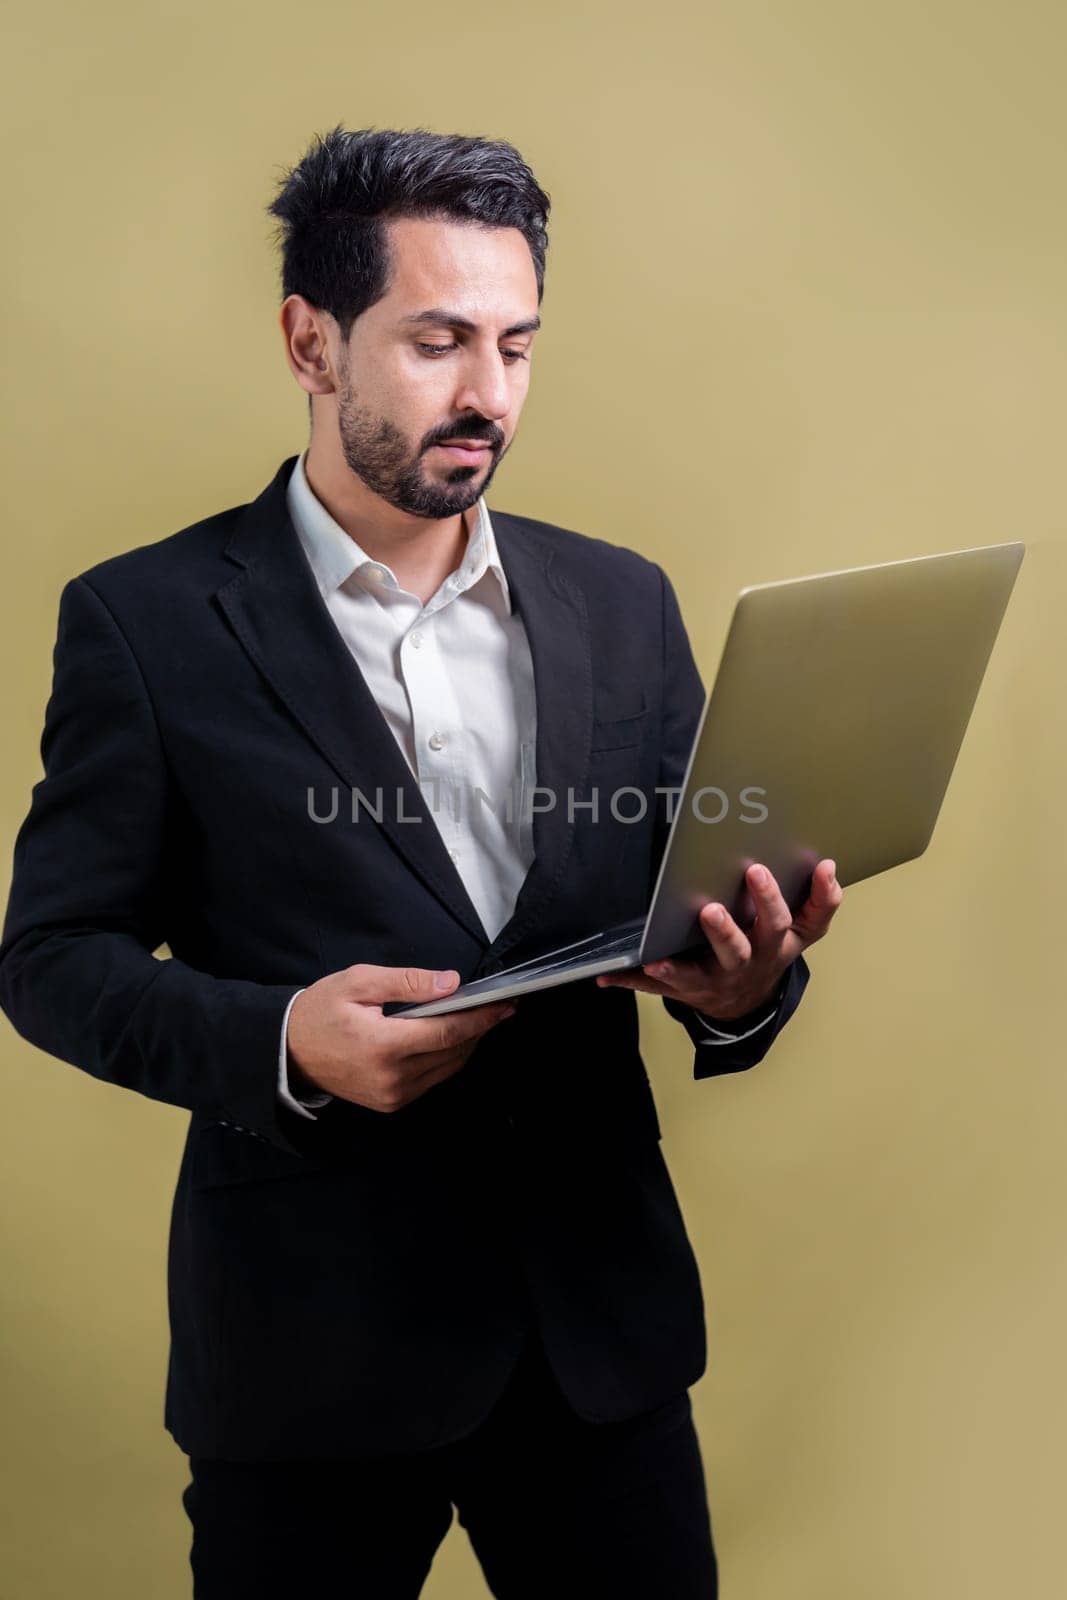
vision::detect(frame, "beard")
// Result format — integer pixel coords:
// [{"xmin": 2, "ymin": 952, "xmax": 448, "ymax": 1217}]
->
[{"xmin": 336, "ymin": 375, "xmax": 506, "ymax": 520}]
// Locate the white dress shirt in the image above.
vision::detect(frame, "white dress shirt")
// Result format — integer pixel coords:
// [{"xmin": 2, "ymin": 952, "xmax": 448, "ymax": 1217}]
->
[
  {"xmin": 276, "ymin": 452, "xmax": 779, "ymax": 1118},
  {"xmin": 277, "ymin": 450, "xmax": 537, "ymax": 1118}
]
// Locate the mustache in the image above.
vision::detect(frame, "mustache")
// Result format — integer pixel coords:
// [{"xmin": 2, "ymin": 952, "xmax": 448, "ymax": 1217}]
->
[{"xmin": 429, "ymin": 427, "xmax": 503, "ymax": 449}]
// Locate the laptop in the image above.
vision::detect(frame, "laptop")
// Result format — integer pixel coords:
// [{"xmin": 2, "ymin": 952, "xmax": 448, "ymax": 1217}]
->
[{"xmin": 386, "ymin": 540, "xmax": 1025, "ymax": 1018}]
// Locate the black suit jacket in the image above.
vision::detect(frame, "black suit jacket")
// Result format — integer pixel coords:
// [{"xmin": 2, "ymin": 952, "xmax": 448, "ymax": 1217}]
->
[{"xmin": 0, "ymin": 455, "xmax": 809, "ymax": 1460}]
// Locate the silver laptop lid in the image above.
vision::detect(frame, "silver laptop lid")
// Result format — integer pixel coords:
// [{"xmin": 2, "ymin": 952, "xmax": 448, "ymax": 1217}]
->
[{"xmin": 639, "ymin": 541, "xmax": 1025, "ymax": 965}]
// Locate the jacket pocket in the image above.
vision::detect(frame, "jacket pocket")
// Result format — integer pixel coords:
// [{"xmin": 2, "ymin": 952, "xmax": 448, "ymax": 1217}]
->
[
  {"xmin": 190, "ymin": 1119, "xmax": 331, "ymax": 1190},
  {"xmin": 590, "ymin": 689, "xmax": 648, "ymax": 752}
]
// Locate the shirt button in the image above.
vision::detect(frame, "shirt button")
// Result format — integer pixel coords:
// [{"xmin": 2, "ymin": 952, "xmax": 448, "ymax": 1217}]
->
[
  {"xmin": 410, "ymin": 631, "xmax": 423, "ymax": 648},
  {"xmin": 365, "ymin": 564, "xmax": 385, "ymax": 582},
  {"xmin": 428, "ymin": 731, "xmax": 445, "ymax": 751},
  {"xmin": 448, "ymin": 848, "xmax": 459, "ymax": 862}
]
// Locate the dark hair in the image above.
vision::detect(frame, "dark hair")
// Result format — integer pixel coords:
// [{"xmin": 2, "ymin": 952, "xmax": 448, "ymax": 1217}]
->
[{"xmin": 266, "ymin": 124, "xmax": 551, "ymax": 342}]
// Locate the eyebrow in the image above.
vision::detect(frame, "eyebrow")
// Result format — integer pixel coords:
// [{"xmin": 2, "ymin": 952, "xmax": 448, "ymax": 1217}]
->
[{"xmin": 400, "ymin": 308, "xmax": 542, "ymax": 338}]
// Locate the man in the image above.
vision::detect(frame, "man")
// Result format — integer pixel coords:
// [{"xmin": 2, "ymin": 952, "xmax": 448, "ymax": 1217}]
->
[{"xmin": 0, "ymin": 126, "xmax": 841, "ymax": 1597}]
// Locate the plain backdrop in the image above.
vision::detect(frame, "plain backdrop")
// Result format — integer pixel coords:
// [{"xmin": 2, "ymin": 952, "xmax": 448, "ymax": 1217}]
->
[{"xmin": 1, "ymin": 1, "xmax": 1063, "ymax": 1595}]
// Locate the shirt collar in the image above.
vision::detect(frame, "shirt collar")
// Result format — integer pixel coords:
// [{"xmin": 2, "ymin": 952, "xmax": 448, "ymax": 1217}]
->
[{"xmin": 286, "ymin": 449, "xmax": 512, "ymax": 614}]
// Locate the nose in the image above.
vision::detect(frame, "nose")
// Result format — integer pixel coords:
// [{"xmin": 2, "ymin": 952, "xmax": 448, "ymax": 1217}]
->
[{"xmin": 452, "ymin": 347, "xmax": 511, "ymax": 429}]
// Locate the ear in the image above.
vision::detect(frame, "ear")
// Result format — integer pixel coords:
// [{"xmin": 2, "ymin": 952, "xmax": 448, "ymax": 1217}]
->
[{"xmin": 279, "ymin": 295, "xmax": 337, "ymax": 398}]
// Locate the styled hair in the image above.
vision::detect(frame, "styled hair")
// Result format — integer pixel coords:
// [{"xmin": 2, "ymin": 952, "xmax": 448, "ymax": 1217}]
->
[{"xmin": 266, "ymin": 124, "xmax": 551, "ymax": 342}]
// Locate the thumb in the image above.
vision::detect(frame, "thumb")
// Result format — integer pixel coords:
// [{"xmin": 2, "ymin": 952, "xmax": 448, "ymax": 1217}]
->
[{"xmin": 342, "ymin": 963, "xmax": 460, "ymax": 1005}]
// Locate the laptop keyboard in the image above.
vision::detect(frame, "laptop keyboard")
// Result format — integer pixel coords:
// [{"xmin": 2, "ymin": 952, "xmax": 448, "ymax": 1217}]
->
[{"xmin": 500, "ymin": 926, "xmax": 643, "ymax": 981}]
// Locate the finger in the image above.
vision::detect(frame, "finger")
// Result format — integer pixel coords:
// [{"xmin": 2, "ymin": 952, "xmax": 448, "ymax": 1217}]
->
[
  {"xmin": 791, "ymin": 858, "xmax": 843, "ymax": 945},
  {"xmin": 377, "ymin": 996, "xmax": 516, "ymax": 1056},
  {"xmin": 395, "ymin": 1008, "xmax": 520, "ymax": 1093},
  {"xmin": 692, "ymin": 900, "xmax": 751, "ymax": 972},
  {"xmin": 378, "ymin": 1046, "xmax": 478, "ymax": 1111},
  {"xmin": 596, "ymin": 970, "xmax": 677, "ymax": 996},
  {"xmin": 638, "ymin": 952, "xmax": 708, "ymax": 992},
  {"xmin": 745, "ymin": 864, "xmax": 794, "ymax": 950},
  {"xmin": 396, "ymin": 1038, "xmax": 485, "ymax": 1090},
  {"xmin": 344, "ymin": 963, "xmax": 464, "ymax": 1006}
]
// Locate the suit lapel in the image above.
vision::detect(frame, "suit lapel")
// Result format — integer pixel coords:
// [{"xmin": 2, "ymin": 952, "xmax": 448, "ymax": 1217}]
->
[
  {"xmin": 215, "ymin": 457, "xmax": 593, "ymax": 970},
  {"xmin": 472, "ymin": 509, "xmax": 593, "ymax": 976}
]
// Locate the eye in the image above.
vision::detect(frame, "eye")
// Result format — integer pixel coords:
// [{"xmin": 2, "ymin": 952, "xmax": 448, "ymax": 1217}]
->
[{"xmin": 416, "ymin": 343, "xmax": 529, "ymax": 363}]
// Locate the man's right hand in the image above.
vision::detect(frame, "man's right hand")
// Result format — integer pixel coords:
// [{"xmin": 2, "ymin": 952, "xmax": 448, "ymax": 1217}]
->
[{"xmin": 285, "ymin": 965, "xmax": 517, "ymax": 1113}]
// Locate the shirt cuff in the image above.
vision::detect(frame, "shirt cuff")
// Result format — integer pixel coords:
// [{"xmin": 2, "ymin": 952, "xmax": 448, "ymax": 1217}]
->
[
  {"xmin": 277, "ymin": 988, "xmax": 334, "ymax": 1118},
  {"xmin": 686, "ymin": 975, "xmax": 786, "ymax": 1047}
]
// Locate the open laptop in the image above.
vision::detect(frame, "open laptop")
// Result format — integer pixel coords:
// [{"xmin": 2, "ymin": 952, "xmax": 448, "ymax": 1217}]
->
[{"xmin": 387, "ymin": 540, "xmax": 1025, "ymax": 1018}]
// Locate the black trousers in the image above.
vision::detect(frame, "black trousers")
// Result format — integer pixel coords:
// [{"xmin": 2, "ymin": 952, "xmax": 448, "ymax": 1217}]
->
[{"xmin": 181, "ymin": 1326, "xmax": 719, "ymax": 1598}]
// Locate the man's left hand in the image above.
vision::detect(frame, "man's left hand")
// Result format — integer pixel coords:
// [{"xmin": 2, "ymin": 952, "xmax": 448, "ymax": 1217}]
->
[{"xmin": 596, "ymin": 858, "xmax": 843, "ymax": 1020}]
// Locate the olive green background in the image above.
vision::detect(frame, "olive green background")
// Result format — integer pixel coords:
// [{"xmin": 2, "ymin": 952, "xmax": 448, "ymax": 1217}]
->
[{"xmin": 2, "ymin": 1, "xmax": 1063, "ymax": 1595}]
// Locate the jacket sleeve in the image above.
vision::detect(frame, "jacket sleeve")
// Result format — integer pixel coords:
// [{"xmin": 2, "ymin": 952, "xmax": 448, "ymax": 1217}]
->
[
  {"xmin": 0, "ymin": 575, "xmax": 308, "ymax": 1154},
  {"xmin": 652, "ymin": 561, "xmax": 810, "ymax": 1078}
]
